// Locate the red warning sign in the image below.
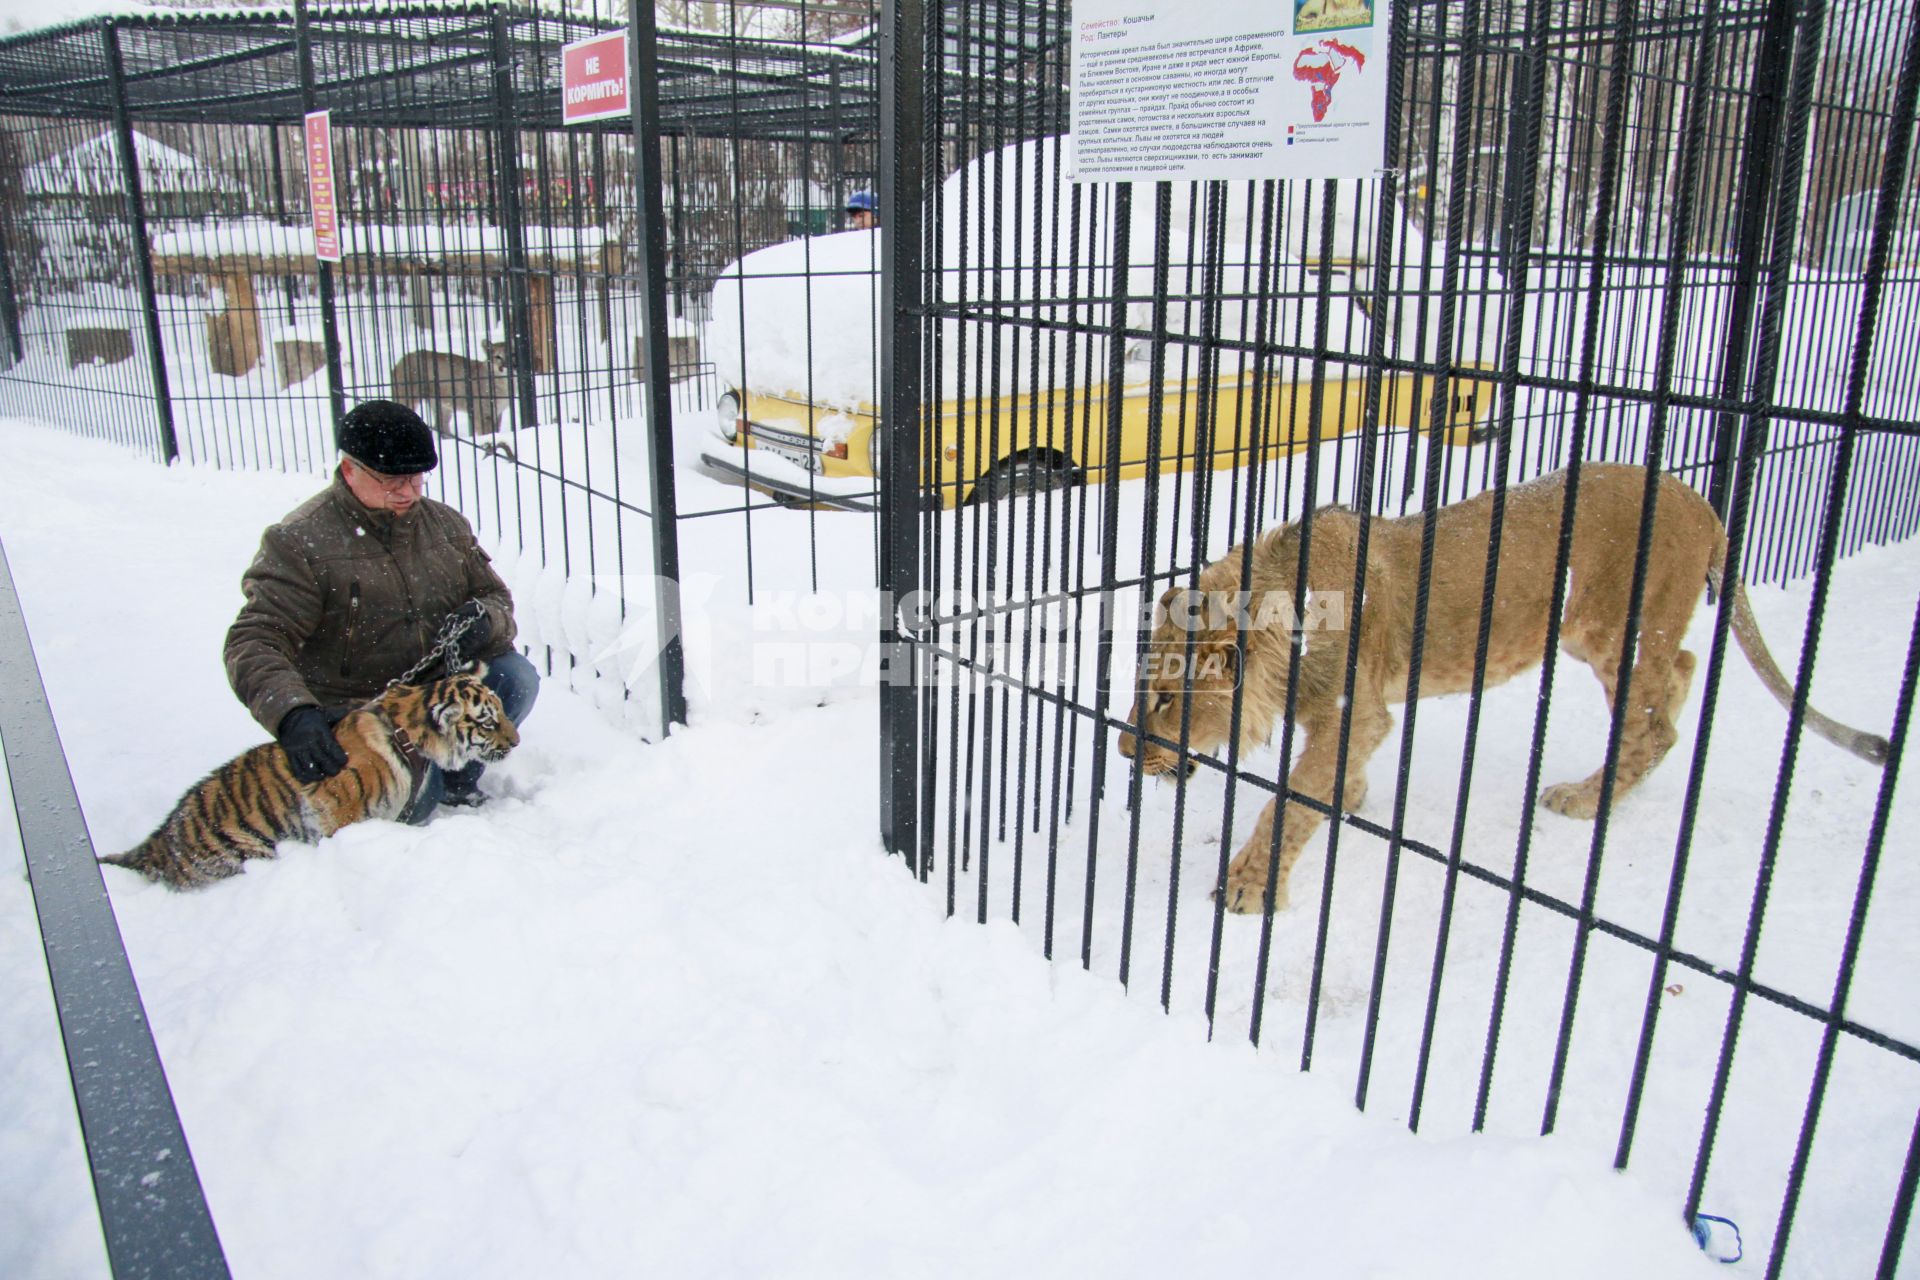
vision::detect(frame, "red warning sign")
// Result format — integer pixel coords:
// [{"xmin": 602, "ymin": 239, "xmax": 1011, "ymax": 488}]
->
[
  {"xmin": 305, "ymin": 110, "xmax": 341, "ymax": 263},
  {"xmin": 562, "ymin": 32, "xmax": 630, "ymax": 125}
]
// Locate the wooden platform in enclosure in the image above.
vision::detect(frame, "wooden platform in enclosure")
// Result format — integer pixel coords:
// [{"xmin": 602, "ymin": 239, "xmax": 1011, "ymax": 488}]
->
[{"xmin": 150, "ymin": 236, "xmax": 627, "ymax": 380}]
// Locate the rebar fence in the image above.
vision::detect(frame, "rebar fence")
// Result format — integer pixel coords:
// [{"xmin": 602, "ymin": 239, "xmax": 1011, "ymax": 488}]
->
[{"xmin": 877, "ymin": 0, "xmax": 1919, "ymax": 1275}]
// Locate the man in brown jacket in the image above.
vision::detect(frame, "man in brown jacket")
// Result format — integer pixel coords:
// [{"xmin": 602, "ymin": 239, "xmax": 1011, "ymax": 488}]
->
[{"xmin": 225, "ymin": 400, "xmax": 538, "ymax": 818}]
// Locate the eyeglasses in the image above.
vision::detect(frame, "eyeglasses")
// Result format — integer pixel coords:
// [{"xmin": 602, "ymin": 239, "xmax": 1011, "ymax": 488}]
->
[{"xmin": 356, "ymin": 464, "xmax": 428, "ymax": 494}]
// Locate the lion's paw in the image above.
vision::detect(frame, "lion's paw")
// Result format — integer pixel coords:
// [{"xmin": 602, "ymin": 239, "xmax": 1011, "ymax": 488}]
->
[
  {"xmin": 1540, "ymin": 781, "xmax": 1601, "ymax": 820},
  {"xmin": 1216, "ymin": 862, "xmax": 1290, "ymax": 915}
]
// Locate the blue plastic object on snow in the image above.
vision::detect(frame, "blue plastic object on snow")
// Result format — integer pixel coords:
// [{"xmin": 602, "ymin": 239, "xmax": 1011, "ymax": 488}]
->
[{"xmin": 1690, "ymin": 1213, "xmax": 1744, "ymax": 1264}]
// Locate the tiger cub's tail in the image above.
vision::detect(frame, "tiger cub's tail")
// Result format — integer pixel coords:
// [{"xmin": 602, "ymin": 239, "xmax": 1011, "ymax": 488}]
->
[
  {"xmin": 100, "ymin": 832, "xmax": 242, "ymax": 890},
  {"xmin": 97, "ymin": 746, "xmax": 300, "ymax": 889}
]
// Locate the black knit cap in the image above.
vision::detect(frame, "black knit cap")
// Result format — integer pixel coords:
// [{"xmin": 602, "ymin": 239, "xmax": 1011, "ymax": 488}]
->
[{"xmin": 337, "ymin": 399, "xmax": 438, "ymax": 474}]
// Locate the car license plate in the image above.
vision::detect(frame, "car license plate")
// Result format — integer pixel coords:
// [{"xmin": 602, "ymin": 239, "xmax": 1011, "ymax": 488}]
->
[{"xmin": 754, "ymin": 435, "xmax": 821, "ymax": 473}]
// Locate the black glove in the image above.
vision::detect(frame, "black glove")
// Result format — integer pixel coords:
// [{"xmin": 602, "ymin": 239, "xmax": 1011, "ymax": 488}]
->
[
  {"xmin": 277, "ymin": 705, "xmax": 348, "ymax": 784},
  {"xmin": 444, "ymin": 600, "xmax": 495, "ymax": 670}
]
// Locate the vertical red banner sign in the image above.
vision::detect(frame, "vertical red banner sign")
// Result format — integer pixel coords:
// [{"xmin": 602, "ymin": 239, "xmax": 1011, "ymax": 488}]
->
[
  {"xmin": 305, "ymin": 109, "xmax": 342, "ymax": 263},
  {"xmin": 562, "ymin": 32, "xmax": 630, "ymax": 125}
]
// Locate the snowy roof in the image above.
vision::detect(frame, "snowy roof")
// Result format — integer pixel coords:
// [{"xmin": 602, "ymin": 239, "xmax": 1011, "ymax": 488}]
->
[
  {"xmin": 0, "ymin": 0, "xmax": 148, "ymax": 39},
  {"xmin": 0, "ymin": 2, "xmax": 1052, "ymax": 140},
  {"xmin": 22, "ymin": 130, "xmax": 220, "ymax": 197}
]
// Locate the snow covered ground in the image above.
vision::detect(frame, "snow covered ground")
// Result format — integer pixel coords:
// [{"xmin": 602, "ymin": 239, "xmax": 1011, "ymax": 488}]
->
[
  {"xmin": 935, "ymin": 469, "xmax": 1920, "ymax": 1278},
  {"xmin": 0, "ymin": 418, "xmax": 1740, "ymax": 1277}
]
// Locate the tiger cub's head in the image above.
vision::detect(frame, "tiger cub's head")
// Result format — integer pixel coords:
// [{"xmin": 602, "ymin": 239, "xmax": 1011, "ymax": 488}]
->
[{"xmin": 386, "ymin": 667, "xmax": 518, "ymax": 770}]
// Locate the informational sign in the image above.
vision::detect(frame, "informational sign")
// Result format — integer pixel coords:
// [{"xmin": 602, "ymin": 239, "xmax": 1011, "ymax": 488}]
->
[
  {"xmin": 1071, "ymin": 0, "xmax": 1389, "ymax": 183},
  {"xmin": 304, "ymin": 110, "xmax": 341, "ymax": 263},
  {"xmin": 563, "ymin": 32, "xmax": 631, "ymax": 125}
]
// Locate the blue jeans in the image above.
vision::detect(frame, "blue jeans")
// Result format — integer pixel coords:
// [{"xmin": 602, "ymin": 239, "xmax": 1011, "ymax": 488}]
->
[{"xmin": 409, "ymin": 650, "xmax": 540, "ymax": 824}]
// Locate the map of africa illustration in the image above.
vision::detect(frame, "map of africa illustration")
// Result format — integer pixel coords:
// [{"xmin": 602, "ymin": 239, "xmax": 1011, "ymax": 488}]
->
[{"xmin": 1291, "ymin": 38, "xmax": 1367, "ymax": 122}]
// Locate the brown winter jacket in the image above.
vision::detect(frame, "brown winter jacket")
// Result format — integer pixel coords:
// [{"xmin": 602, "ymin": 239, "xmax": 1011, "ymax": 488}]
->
[{"xmin": 225, "ymin": 468, "xmax": 518, "ymax": 734}]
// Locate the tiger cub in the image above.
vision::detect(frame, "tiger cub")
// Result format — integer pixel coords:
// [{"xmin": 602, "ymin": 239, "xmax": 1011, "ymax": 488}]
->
[{"xmin": 102, "ymin": 669, "xmax": 517, "ymax": 890}]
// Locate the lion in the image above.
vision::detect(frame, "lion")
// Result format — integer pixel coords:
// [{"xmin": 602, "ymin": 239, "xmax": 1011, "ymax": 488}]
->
[{"xmin": 1119, "ymin": 464, "xmax": 1891, "ymax": 915}]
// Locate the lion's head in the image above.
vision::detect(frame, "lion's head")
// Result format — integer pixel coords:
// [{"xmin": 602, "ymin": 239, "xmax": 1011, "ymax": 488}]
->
[{"xmin": 1118, "ymin": 584, "xmax": 1246, "ymax": 777}]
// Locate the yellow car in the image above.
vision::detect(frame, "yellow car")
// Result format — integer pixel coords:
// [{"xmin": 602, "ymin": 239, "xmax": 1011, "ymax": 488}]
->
[
  {"xmin": 710, "ymin": 358, "xmax": 1491, "ymax": 509},
  {"xmin": 701, "ymin": 140, "xmax": 1500, "ymax": 508}
]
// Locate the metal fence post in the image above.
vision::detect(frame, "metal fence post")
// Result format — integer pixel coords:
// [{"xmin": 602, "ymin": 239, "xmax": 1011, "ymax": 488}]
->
[
  {"xmin": 267, "ymin": 125, "xmax": 298, "ymax": 329},
  {"xmin": 294, "ymin": 0, "xmax": 347, "ymax": 430},
  {"xmin": 490, "ymin": 8, "xmax": 540, "ymax": 433},
  {"xmin": 668, "ymin": 132, "xmax": 686, "ymax": 318},
  {"xmin": 103, "ymin": 19, "xmax": 179, "ymax": 464},
  {"xmin": 629, "ymin": 0, "xmax": 688, "ymax": 736},
  {"xmin": 0, "ymin": 218, "xmax": 23, "ymax": 365},
  {"xmin": 829, "ymin": 61, "xmax": 847, "ymax": 224},
  {"xmin": 1705, "ymin": 0, "xmax": 1803, "ymax": 521},
  {"xmin": 878, "ymin": 0, "xmax": 925, "ymax": 863}
]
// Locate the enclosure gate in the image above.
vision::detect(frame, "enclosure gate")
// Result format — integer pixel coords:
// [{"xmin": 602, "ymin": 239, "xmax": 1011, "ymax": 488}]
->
[{"xmin": 878, "ymin": 1, "xmax": 1920, "ymax": 1275}]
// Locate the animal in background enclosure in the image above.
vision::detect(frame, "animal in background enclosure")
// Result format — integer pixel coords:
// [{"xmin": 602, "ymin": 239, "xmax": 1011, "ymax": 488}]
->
[
  {"xmin": 1120, "ymin": 464, "xmax": 1891, "ymax": 916},
  {"xmin": 1294, "ymin": 0, "xmax": 1374, "ymax": 32},
  {"xmin": 631, "ymin": 329, "xmax": 703, "ymax": 383},
  {"xmin": 389, "ymin": 343, "xmax": 512, "ymax": 438},
  {"xmin": 102, "ymin": 669, "xmax": 517, "ymax": 890},
  {"xmin": 65, "ymin": 325, "xmax": 133, "ymax": 369}
]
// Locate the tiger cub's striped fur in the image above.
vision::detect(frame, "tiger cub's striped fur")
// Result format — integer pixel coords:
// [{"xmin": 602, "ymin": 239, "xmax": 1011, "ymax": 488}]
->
[{"xmin": 103, "ymin": 669, "xmax": 517, "ymax": 889}]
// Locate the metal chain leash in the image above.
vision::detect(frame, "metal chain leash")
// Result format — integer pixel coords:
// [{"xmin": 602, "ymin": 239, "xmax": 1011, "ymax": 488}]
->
[{"xmin": 386, "ymin": 609, "xmax": 480, "ymax": 690}]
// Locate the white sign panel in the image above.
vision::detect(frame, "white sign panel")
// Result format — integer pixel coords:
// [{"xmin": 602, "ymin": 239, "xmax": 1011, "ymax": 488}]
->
[{"xmin": 1071, "ymin": 0, "xmax": 1389, "ymax": 183}]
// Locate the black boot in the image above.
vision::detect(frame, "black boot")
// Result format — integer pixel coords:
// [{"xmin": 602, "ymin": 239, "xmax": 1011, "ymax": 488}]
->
[{"xmin": 440, "ymin": 761, "xmax": 489, "ymax": 808}]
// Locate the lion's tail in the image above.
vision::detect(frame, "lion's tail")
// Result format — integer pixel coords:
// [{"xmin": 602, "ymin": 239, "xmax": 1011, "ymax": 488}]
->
[{"xmin": 1707, "ymin": 558, "xmax": 1890, "ymax": 766}]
